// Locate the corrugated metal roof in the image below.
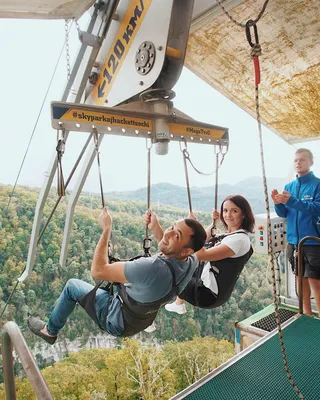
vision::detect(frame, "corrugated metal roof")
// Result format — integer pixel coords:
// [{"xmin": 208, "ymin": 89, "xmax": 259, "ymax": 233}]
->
[{"xmin": 188, "ymin": 0, "xmax": 320, "ymax": 144}]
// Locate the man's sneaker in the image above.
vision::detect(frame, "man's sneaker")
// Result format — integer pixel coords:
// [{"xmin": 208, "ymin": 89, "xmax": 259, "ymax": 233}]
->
[
  {"xmin": 165, "ymin": 302, "xmax": 187, "ymax": 315},
  {"xmin": 144, "ymin": 322, "xmax": 156, "ymax": 333},
  {"xmin": 27, "ymin": 317, "xmax": 57, "ymax": 345}
]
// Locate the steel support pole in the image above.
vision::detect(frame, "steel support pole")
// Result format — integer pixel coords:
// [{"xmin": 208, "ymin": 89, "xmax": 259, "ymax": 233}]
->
[
  {"xmin": 2, "ymin": 332, "xmax": 16, "ymax": 400},
  {"xmin": 59, "ymin": 134, "xmax": 104, "ymax": 267},
  {"xmin": 20, "ymin": 3, "xmax": 114, "ymax": 281},
  {"xmin": 2, "ymin": 321, "xmax": 53, "ymax": 400}
]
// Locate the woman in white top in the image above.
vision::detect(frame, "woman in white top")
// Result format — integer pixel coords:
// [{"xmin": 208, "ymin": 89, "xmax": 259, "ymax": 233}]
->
[{"xmin": 165, "ymin": 195, "xmax": 255, "ymax": 314}]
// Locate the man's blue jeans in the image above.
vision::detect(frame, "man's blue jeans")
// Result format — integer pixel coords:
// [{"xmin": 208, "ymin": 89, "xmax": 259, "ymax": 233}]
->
[{"xmin": 46, "ymin": 279, "xmax": 123, "ymax": 337}]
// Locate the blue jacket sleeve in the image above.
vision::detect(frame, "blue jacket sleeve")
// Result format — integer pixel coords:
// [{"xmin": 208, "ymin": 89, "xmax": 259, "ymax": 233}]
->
[
  {"xmin": 274, "ymin": 184, "xmax": 289, "ymax": 217},
  {"xmin": 286, "ymin": 183, "xmax": 320, "ymax": 215},
  {"xmin": 274, "ymin": 203, "xmax": 288, "ymax": 217}
]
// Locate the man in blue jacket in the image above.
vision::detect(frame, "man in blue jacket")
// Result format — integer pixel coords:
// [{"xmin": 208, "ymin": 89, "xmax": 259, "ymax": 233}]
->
[{"xmin": 272, "ymin": 148, "xmax": 320, "ymax": 316}]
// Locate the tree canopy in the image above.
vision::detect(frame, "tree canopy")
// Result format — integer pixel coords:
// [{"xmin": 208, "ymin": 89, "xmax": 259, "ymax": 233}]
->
[{"xmin": 0, "ymin": 184, "xmax": 275, "ymax": 397}]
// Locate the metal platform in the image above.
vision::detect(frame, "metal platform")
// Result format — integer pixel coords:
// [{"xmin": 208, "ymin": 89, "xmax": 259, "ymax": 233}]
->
[
  {"xmin": 251, "ymin": 308, "xmax": 296, "ymax": 332},
  {"xmin": 171, "ymin": 315, "xmax": 320, "ymax": 399}
]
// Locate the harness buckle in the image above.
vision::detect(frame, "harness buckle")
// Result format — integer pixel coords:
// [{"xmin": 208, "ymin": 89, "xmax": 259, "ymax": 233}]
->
[{"xmin": 56, "ymin": 139, "xmax": 66, "ymax": 155}]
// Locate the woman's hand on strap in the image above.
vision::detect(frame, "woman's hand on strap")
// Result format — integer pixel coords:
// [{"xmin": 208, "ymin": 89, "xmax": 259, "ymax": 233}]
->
[{"xmin": 212, "ymin": 209, "xmax": 220, "ymax": 220}]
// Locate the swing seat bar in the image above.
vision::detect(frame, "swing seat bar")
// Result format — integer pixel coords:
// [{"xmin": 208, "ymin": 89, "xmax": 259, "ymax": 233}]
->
[{"xmin": 51, "ymin": 101, "xmax": 229, "ymax": 147}]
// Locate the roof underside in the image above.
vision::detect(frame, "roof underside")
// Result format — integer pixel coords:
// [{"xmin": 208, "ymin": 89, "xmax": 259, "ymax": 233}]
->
[
  {"xmin": 189, "ymin": 0, "xmax": 320, "ymax": 144},
  {"xmin": 0, "ymin": 0, "xmax": 94, "ymax": 19},
  {"xmin": 1, "ymin": 0, "xmax": 319, "ymax": 143}
]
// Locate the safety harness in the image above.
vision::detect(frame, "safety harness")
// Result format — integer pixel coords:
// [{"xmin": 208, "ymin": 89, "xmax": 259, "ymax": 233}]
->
[
  {"xmin": 185, "ymin": 231, "xmax": 253, "ymax": 309},
  {"xmin": 77, "ymin": 255, "xmax": 191, "ymax": 337}
]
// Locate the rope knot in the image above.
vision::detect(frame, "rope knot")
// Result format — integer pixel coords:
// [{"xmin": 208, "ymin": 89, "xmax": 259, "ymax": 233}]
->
[{"xmin": 251, "ymin": 43, "xmax": 262, "ymax": 58}]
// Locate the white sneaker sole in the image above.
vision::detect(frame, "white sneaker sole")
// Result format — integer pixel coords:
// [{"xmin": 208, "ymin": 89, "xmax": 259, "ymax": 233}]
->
[{"xmin": 165, "ymin": 307, "xmax": 187, "ymax": 315}]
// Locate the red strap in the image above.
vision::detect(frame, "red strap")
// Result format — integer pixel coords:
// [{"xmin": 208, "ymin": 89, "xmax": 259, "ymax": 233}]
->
[{"xmin": 253, "ymin": 57, "xmax": 261, "ymax": 85}]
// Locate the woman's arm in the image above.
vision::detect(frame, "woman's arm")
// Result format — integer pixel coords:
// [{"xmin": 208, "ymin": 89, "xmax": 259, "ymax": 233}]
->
[
  {"xmin": 196, "ymin": 244, "xmax": 235, "ymax": 262},
  {"xmin": 189, "ymin": 209, "xmax": 220, "ymax": 240},
  {"xmin": 206, "ymin": 209, "xmax": 220, "ymax": 240},
  {"xmin": 205, "ymin": 223, "xmax": 214, "ymax": 241}
]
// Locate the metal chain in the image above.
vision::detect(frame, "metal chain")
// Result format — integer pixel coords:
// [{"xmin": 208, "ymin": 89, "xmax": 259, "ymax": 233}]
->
[
  {"xmin": 179, "ymin": 142, "xmax": 217, "ymax": 176},
  {"xmin": 216, "ymin": 0, "xmax": 270, "ymax": 28},
  {"xmin": 179, "ymin": 141, "xmax": 229, "ymax": 218},
  {"xmin": 216, "ymin": 0, "xmax": 246, "ymax": 27},
  {"xmin": 64, "ymin": 19, "xmax": 71, "ymax": 80},
  {"xmin": 255, "ymin": 85, "xmax": 304, "ymax": 400},
  {"xmin": 75, "ymin": 18, "xmax": 81, "ymax": 34}
]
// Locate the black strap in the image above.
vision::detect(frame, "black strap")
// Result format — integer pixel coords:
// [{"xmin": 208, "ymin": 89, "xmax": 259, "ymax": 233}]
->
[
  {"xmin": 209, "ymin": 230, "xmax": 249, "ymax": 245},
  {"xmin": 143, "ymin": 141, "xmax": 152, "ymax": 255},
  {"xmin": 56, "ymin": 136, "xmax": 66, "ymax": 197},
  {"xmin": 77, "ymin": 255, "xmax": 191, "ymax": 335},
  {"xmin": 77, "ymin": 280, "xmax": 105, "ymax": 328},
  {"xmin": 160, "ymin": 256, "xmax": 195, "ymax": 296},
  {"xmin": 159, "ymin": 257, "xmax": 177, "ymax": 287}
]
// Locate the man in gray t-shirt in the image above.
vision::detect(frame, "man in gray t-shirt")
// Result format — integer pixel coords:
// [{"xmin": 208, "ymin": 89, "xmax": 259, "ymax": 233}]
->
[
  {"xmin": 28, "ymin": 208, "xmax": 206, "ymax": 343},
  {"xmin": 124, "ymin": 253, "xmax": 198, "ymax": 303}
]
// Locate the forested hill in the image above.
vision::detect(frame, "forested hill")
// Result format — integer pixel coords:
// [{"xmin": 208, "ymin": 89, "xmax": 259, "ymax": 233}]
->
[
  {"xmin": 0, "ymin": 183, "xmax": 275, "ymax": 396},
  {"xmin": 106, "ymin": 177, "xmax": 287, "ymax": 213},
  {"xmin": 0, "ymin": 182, "xmax": 273, "ymax": 345}
]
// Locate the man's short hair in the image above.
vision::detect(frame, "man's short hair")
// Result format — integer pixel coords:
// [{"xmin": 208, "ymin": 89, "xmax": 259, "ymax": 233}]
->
[
  {"xmin": 184, "ymin": 218, "xmax": 206, "ymax": 252},
  {"xmin": 296, "ymin": 148, "xmax": 313, "ymax": 163}
]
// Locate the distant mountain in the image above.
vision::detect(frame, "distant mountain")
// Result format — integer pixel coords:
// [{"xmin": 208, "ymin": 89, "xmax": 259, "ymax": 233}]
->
[
  {"xmin": 233, "ymin": 177, "xmax": 288, "ymax": 196},
  {"xmin": 105, "ymin": 176, "xmax": 288, "ymax": 214}
]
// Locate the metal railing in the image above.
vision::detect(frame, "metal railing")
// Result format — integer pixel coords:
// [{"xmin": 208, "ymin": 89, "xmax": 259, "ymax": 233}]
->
[
  {"xmin": 297, "ymin": 235, "xmax": 320, "ymax": 314},
  {"xmin": 1, "ymin": 321, "xmax": 53, "ymax": 399}
]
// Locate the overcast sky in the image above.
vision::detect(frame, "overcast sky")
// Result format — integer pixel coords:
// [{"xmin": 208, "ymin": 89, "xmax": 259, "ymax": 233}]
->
[{"xmin": 1, "ymin": 16, "xmax": 319, "ymax": 194}]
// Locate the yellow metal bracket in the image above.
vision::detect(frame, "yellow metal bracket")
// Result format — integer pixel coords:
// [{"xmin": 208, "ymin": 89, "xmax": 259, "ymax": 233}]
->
[{"xmin": 51, "ymin": 101, "xmax": 229, "ymax": 147}]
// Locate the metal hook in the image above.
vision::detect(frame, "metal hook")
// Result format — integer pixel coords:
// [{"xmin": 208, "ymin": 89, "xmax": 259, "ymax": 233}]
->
[
  {"xmin": 221, "ymin": 142, "xmax": 229, "ymax": 155},
  {"xmin": 57, "ymin": 127, "xmax": 66, "ymax": 142},
  {"xmin": 146, "ymin": 137, "xmax": 153, "ymax": 150},
  {"xmin": 92, "ymin": 126, "xmax": 99, "ymax": 147},
  {"xmin": 214, "ymin": 144, "xmax": 221, "ymax": 155},
  {"xmin": 179, "ymin": 140, "xmax": 188, "ymax": 152}
]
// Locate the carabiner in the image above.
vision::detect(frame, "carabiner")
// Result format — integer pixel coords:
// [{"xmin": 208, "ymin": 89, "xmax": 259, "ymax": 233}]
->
[
  {"xmin": 221, "ymin": 142, "xmax": 229, "ymax": 155},
  {"xmin": 214, "ymin": 143, "xmax": 221, "ymax": 155},
  {"xmin": 146, "ymin": 137, "xmax": 153, "ymax": 150},
  {"xmin": 92, "ymin": 126, "xmax": 99, "ymax": 145},
  {"xmin": 179, "ymin": 139, "xmax": 188, "ymax": 152},
  {"xmin": 245, "ymin": 19, "xmax": 259, "ymax": 48}
]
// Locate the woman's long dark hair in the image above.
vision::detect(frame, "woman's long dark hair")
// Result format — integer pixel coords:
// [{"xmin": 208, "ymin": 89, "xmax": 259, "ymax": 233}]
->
[{"xmin": 220, "ymin": 195, "xmax": 255, "ymax": 233}]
